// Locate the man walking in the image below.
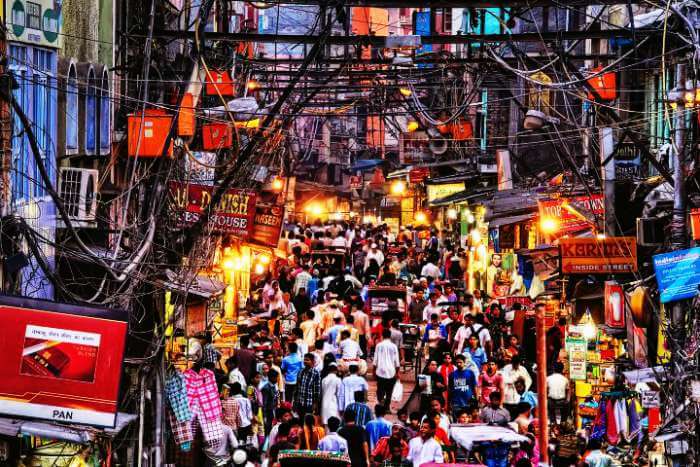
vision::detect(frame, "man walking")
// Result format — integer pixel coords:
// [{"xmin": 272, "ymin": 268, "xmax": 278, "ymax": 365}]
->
[
  {"xmin": 293, "ymin": 352, "xmax": 321, "ymax": 420},
  {"xmin": 374, "ymin": 328, "xmax": 401, "ymax": 409}
]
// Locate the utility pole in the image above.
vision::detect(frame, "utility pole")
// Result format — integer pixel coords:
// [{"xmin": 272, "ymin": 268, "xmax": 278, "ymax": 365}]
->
[
  {"xmin": 599, "ymin": 127, "xmax": 615, "ymax": 235},
  {"xmin": 671, "ymin": 63, "xmax": 687, "ymax": 345}
]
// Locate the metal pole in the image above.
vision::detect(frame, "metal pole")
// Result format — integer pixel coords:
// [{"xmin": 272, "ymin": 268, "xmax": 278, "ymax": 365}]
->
[
  {"xmin": 154, "ymin": 362, "xmax": 163, "ymax": 467},
  {"xmin": 599, "ymin": 127, "xmax": 615, "ymax": 235},
  {"xmin": 671, "ymin": 63, "xmax": 687, "ymax": 345},
  {"xmin": 536, "ymin": 304, "xmax": 549, "ymax": 464}
]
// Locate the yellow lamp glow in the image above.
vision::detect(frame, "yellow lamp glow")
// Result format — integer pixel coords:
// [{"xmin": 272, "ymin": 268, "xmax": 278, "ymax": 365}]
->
[
  {"xmin": 222, "ymin": 258, "xmax": 235, "ymax": 271},
  {"xmin": 447, "ymin": 208, "xmax": 458, "ymax": 220},
  {"xmin": 247, "ymin": 80, "xmax": 261, "ymax": 91},
  {"xmin": 391, "ymin": 180, "xmax": 406, "ymax": 196},
  {"xmin": 271, "ymin": 177, "xmax": 284, "ymax": 191},
  {"xmin": 399, "ymin": 87, "xmax": 412, "ymax": 97},
  {"xmin": 415, "ymin": 211, "xmax": 428, "ymax": 224},
  {"xmin": 539, "ymin": 216, "xmax": 560, "ymax": 234},
  {"xmin": 363, "ymin": 215, "xmax": 376, "ymax": 225},
  {"xmin": 254, "ymin": 263, "xmax": 265, "ymax": 275},
  {"xmin": 258, "ymin": 254, "xmax": 270, "ymax": 265},
  {"xmin": 306, "ymin": 203, "xmax": 324, "ymax": 217},
  {"xmin": 469, "ymin": 229, "xmax": 481, "ymax": 243},
  {"xmin": 407, "ymin": 121, "xmax": 420, "ymax": 132}
]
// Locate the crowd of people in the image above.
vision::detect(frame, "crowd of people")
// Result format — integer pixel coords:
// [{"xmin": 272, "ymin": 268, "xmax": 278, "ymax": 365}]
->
[{"xmin": 191, "ymin": 221, "xmax": 614, "ymax": 467}]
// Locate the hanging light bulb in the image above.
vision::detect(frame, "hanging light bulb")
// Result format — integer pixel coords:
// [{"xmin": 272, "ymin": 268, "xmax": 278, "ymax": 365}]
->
[
  {"xmin": 407, "ymin": 121, "xmax": 420, "ymax": 132},
  {"xmin": 582, "ymin": 308, "xmax": 597, "ymax": 341}
]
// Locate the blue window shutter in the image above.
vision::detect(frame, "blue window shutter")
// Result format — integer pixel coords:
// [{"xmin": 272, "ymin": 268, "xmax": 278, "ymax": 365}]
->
[
  {"xmin": 66, "ymin": 73, "xmax": 78, "ymax": 151},
  {"xmin": 99, "ymin": 85, "xmax": 110, "ymax": 154},
  {"xmin": 86, "ymin": 74, "xmax": 96, "ymax": 154},
  {"xmin": 10, "ymin": 68, "xmax": 25, "ymax": 200}
]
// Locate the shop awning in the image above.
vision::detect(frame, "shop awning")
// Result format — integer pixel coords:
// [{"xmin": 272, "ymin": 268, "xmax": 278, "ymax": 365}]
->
[
  {"xmin": 429, "ymin": 188, "xmax": 493, "ymax": 207},
  {"xmin": 163, "ymin": 269, "xmax": 226, "ymax": 299},
  {"xmin": 0, "ymin": 412, "xmax": 137, "ymax": 444},
  {"xmin": 350, "ymin": 159, "xmax": 384, "ymax": 172},
  {"xmin": 487, "ymin": 213, "xmax": 535, "ymax": 228}
]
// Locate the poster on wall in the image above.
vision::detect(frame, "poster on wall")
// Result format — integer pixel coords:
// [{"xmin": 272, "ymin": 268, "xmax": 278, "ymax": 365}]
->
[
  {"xmin": 652, "ymin": 247, "xmax": 700, "ymax": 303},
  {"xmin": 0, "ymin": 296, "xmax": 127, "ymax": 427},
  {"xmin": 567, "ymin": 336, "xmax": 587, "ymax": 380},
  {"xmin": 474, "ymin": 253, "xmax": 525, "ymax": 298}
]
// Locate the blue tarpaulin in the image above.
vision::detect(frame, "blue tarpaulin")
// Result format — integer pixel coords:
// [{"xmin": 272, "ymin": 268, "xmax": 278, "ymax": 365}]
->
[{"xmin": 350, "ymin": 159, "xmax": 384, "ymax": 172}]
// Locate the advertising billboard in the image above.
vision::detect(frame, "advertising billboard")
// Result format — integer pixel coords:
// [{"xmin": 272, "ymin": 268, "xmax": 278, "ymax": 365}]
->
[
  {"xmin": 250, "ymin": 203, "xmax": 285, "ymax": 248},
  {"xmin": 0, "ymin": 296, "xmax": 127, "ymax": 427},
  {"xmin": 559, "ymin": 237, "xmax": 637, "ymax": 274},
  {"xmin": 169, "ymin": 182, "xmax": 256, "ymax": 237},
  {"xmin": 653, "ymin": 247, "xmax": 700, "ymax": 303},
  {"xmin": 538, "ymin": 193, "xmax": 604, "ymax": 235}
]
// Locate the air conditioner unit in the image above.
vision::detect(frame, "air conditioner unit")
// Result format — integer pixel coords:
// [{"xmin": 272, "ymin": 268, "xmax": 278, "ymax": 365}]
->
[{"xmin": 59, "ymin": 168, "xmax": 98, "ymax": 222}]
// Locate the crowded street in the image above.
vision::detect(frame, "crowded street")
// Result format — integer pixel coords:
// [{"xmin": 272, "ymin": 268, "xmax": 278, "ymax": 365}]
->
[{"xmin": 0, "ymin": 0, "xmax": 697, "ymax": 466}]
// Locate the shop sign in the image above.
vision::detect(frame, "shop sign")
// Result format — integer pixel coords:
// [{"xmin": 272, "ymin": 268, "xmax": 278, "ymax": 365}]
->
[
  {"xmin": 0, "ymin": 296, "xmax": 127, "ymax": 427},
  {"xmin": 568, "ymin": 338, "xmax": 587, "ymax": 380},
  {"xmin": 409, "ymin": 167, "xmax": 430, "ymax": 183},
  {"xmin": 349, "ymin": 175, "xmax": 363, "ymax": 189},
  {"xmin": 614, "ymin": 141, "xmax": 641, "ymax": 180},
  {"xmin": 426, "ymin": 183, "xmax": 464, "ymax": 203},
  {"xmin": 559, "ymin": 237, "xmax": 637, "ymax": 274},
  {"xmin": 8, "ymin": 0, "xmax": 62, "ymax": 48},
  {"xmin": 652, "ymin": 247, "xmax": 700, "ymax": 303},
  {"xmin": 250, "ymin": 203, "xmax": 285, "ymax": 247},
  {"xmin": 641, "ymin": 390, "xmax": 660, "ymax": 408},
  {"xmin": 169, "ymin": 182, "xmax": 256, "ymax": 237},
  {"xmin": 538, "ymin": 194, "xmax": 604, "ymax": 234}
]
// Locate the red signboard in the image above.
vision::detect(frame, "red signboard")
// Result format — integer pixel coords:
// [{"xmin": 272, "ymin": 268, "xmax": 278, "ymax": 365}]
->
[
  {"xmin": 538, "ymin": 193, "xmax": 604, "ymax": 234},
  {"xmin": 560, "ymin": 237, "xmax": 638, "ymax": 274},
  {"xmin": 409, "ymin": 167, "xmax": 430, "ymax": 183},
  {"xmin": 170, "ymin": 182, "xmax": 256, "ymax": 237},
  {"xmin": 0, "ymin": 296, "xmax": 127, "ymax": 427},
  {"xmin": 250, "ymin": 203, "xmax": 285, "ymax": 248}
]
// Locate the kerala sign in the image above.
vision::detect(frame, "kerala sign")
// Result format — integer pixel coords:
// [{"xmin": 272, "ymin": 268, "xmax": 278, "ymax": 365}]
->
[
  {"xmin": 169, "ymin": 182, "xmax": 256, "ymax": 237},
  {"xmin": 560, "ymin": 237, "xmax": 637, "ymax": 274}
]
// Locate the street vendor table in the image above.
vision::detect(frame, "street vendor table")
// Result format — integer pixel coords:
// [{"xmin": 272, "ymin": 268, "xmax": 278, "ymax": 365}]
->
[
  {"xmin": 449, "ymin": 424, "xmax": 529, "ymax": 451},
  {"xmin": 278, "ymin": 449, "xmax": 351, "ymax": 467}
]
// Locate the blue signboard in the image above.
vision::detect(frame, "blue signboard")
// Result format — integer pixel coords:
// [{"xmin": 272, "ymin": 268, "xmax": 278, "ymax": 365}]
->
[
  {"xmin": 414, "ymin": 10, "xmax": 432, "ymax": 68},
  {"xmin": 653, "ymin": 247, "xmax": 700, "ymax": 303}
]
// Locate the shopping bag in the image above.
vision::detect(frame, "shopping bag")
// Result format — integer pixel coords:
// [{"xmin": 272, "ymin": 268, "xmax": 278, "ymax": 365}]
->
[{"xmin": 391, "ymin": 380, "xmax": 404, "ymax": 402}]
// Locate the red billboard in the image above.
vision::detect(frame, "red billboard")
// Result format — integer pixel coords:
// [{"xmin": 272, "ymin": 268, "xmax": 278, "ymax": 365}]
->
[
  {"xmin": 538, "ymin": 193, "xmax": 604, "ymax": 234},
  {"xmin": 250, "ymin": 203, "xmax": 285, "ymax": 247},
  {"xmin": 0, "ymin": 296, "xmax": 127, "ymax": 427},
  {"xmin": 170, "ymin": 182, "xmax": 256, "ymax": 237}
]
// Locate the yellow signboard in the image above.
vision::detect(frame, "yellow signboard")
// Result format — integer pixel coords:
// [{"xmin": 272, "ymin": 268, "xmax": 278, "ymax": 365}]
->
[{"xmin": 426, "ymin": 183, "xmax": 464, "ymax": 203}]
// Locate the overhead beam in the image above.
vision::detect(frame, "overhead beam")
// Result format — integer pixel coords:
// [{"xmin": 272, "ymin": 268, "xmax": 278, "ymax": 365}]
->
[
  {"xmin": 146, "ymin": 28, "xmax": 657, "ymax": 45},
  {"xmin": 214, "ymin": 0, "xmax": 639, "ymax": 6}
]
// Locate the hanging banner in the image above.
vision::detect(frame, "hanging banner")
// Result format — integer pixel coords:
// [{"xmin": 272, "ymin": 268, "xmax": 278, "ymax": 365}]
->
[
  {"xmin": 560, "ymin": 237, "xmax": 637, "ymax": 274},
  {"xmin": 538, "ymin": 194, "xmax": 604, "ymax": 234},
  {"xmin": 652, "ymin": 247, "xmax": 700, "ymax": 303},
  {"xmin": 169, "ymin": 182, "xmax": 256, "ymax": 237},
  {"xmin": 0, "ymin": 296, "xmax": 127, "ymax": 427},
  {"xmin": 250, "ymin": 203, "xmax": 285, "ymax": 248},
  {"xmin": 567, "ymin": 336, "xmax": 587, "ymax": 380}
]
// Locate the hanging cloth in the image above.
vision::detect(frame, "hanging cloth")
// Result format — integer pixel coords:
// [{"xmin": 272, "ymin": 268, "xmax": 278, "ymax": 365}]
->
[
  {"xmin": 606, "ymin": 399, "xmax": 619, "ymax": 445},
  {"xmin": 627, "ymin": 398, "xmax": 642, "ymax": 443},
  {"xmin": 614, "ymin": 399, "xmax": 628, "ymax": 441},
  {"xmin": 591, "ymin": 399, "xmax": 607, "ymax": 441}
]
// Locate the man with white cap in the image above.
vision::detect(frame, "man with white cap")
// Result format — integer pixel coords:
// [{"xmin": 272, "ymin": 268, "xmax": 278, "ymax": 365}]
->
[{"xmin": 365, "ymin": 242, "xmax": 385, "ymax": 271}]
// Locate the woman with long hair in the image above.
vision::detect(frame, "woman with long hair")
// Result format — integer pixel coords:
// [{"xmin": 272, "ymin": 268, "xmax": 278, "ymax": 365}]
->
[{"xmin": 298, "ymin": 413, "xmax": 325, "ymax": 450}]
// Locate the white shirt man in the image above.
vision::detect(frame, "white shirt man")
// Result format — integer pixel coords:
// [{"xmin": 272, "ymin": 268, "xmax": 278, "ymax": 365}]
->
[
  {"xmin": 422, "ymin": 299, "xmax": 444, "ymax": 322},
  {"xmin": 373, "ymin": 334, "xmax": 400, "ymax": 380},
  {"xmin": 500, "ymin": 361, "xmax": 533, "ymax": 405},
  {"xmin": 234, "ymin": 392, "xmax": 253, "ymax": 428},
  {"xmin": 407, "ymin": 428, "xmax": 444, "ymax": 467},
  {"xmin": 420, "ymin": 262, "xmax": 441, "ymax": 280},
  {"xmin": 365, "ymin": 244, "xmax": 385, "ymax": 270},
  {"xmin": 339, "ymin": 337, "xmax": 363, "ymax": 360},
  {"xmin": 341, "ymin": 372, "xmax": 369, "ymax": 409},
  {"xmin": 331, "ymin": 235, "xmax": 348, "ymax": 250},
  {"xmin": 547, "ymin": 371, "xmax": 569, "ymax": 400},
  {"xmin": 453, "ymin": 319, "xmax": 491, "ymax": 354}
]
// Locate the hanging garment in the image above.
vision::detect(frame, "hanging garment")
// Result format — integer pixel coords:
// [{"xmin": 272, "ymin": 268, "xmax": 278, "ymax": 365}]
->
[
  {"xmin": 614, "ymin": 399, "xmax": 628, "ymax": 441},
  {"xmin": 183, "ymin": 368, "xmax": 222, "ymax": 420},
  {"xmin": 168, "ymin": 410, "xmax": 194, "ymax": 451},
  {"xmin": 184, "ymin": 368, "xmax": 225, "ymax": 445},
  {"xmin": 165, "ymin": 370, "xmax": 192, "ymax": 422},
  {"xmin": 606, "ymin": 399, "xmax": 619, "ymax": 445},
  {"xmin": 627, "ymin": 398, "xmax": 642, "ymax": 443},
  {"xmin": 591, "ymin": 400, "xmax": 607, "ymax": 441}
]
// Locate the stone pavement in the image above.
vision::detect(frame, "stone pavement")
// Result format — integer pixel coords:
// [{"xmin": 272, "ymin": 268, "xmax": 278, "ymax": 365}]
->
[{"xmin": 366, "ymin": 364, "xmax": 416, "ymax": 419}]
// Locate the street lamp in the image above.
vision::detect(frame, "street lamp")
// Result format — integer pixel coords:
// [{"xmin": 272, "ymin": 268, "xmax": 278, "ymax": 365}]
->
[
  {"xmin": 271, "ymin": 177, "xmax": 284, "ymax": 191},
  {"xmin": 447, "ymin": 208, "xmax": 458, "ymax": 220},
  {"xmin": 415, "ymin": 211, "xmax": 428, "ymax": 224},
  {"xmin": 391, "ymin": 180, "xmax": 406, "ymax": 196},
  {"xmin": 539, "ymin": 216, "xmax": 560, "ymax": 234}
]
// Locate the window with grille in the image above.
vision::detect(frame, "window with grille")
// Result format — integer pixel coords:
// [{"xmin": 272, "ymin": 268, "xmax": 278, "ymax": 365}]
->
[
  {"xmin": 26, "ymin": 2, "xmax": 41, "ymax": 29},
  {"xmin": 59, "ymin": 169, "xmax": 82, "ymax": 218}
]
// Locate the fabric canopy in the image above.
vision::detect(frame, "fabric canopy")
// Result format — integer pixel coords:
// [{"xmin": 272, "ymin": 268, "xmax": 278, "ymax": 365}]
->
[{"xmin": 450, "ymin": 424, "xmax": 528, "ymax": 450}]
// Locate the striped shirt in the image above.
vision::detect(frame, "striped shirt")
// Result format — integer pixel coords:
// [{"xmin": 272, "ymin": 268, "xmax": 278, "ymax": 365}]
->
[{"xmin": 344, "ymin": 402, "xmax": 373, "ymax": 428}]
